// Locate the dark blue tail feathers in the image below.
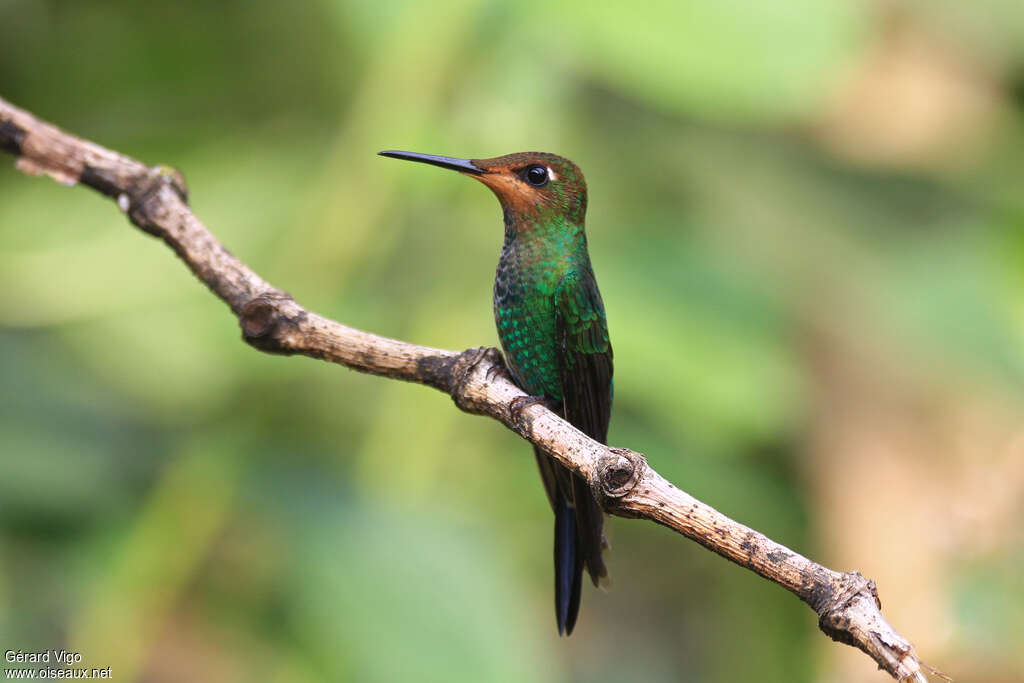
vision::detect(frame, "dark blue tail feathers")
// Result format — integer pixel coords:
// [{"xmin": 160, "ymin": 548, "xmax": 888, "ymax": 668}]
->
[{"xmin": 554, "ymin": 496, "xmax": 584, "ymax": 636}]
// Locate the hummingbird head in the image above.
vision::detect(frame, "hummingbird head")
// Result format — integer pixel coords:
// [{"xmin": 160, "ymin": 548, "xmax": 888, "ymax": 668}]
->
[{"xmin": 379, "ymin": 150, "xmax": 588, "ymax": 226}]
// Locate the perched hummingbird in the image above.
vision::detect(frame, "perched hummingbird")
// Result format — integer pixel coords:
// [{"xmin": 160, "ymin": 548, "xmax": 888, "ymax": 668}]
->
[{"xmin": 380, "ymin": 150, "xmax": 612, "ymax": 635}]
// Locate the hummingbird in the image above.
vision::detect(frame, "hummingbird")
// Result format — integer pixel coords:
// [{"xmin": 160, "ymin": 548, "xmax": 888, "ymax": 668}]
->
[{"xmin": 380, "ymin": 150, "xmax": 612, "ymax": 635}]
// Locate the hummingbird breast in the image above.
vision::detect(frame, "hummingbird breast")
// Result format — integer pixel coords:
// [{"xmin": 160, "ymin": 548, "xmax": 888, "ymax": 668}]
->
[{"xmin": 493, "ymin": 233, "xmax": 566, "ymax": 401}]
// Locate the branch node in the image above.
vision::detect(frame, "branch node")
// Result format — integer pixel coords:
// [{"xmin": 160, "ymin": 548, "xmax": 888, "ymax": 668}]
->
[
  {"xmin": 125, "ymin": 165, "xmax": 189, "ymax": 236},
  {"xmin": 153, "ymin": 164, "xmax": 189, "ymax": 202},
  {"xmin": 599, "ymin": 447, "xmax": 645, "ymax": 499},
  {"xmin": 239, "ymin": 291, "xmax": 300, "ymax": 354},
  {"xmin": 816, "ymin": 571, "xmax": 874, "ymax": 640}
]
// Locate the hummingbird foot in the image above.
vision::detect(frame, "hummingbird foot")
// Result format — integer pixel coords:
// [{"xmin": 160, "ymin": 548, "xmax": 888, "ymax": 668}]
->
[
  {"xmin": 485, "ymin": 361, "xmax": 511, "ymax": 384},
  {"xmin": 450, "ymin": 346, "xmax": 505, "ymax": 412},
  {"xmin": 508, "ymin": 394, "xmax": 552, "ymax": 423}
]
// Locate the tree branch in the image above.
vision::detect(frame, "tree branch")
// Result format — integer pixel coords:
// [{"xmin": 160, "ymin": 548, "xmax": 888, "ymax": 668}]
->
[{"xmin": 0, "ymin": 96, "xmax": 943, "ymax": 682}]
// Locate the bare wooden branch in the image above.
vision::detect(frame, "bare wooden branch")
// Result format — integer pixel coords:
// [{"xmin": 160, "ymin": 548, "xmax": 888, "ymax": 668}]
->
[{"xmin": 0, "ymin": 96, "xmax": 942, "ymax": 683}]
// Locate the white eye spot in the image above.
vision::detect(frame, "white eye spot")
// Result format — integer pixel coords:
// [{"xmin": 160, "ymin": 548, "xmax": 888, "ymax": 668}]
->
[{"xmin": 547, "ymin": 167, "xmax": 558, "ymax": 182}]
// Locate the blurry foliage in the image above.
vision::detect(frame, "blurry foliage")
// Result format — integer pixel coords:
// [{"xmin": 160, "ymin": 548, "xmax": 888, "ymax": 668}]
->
[{"xmin": 2, "ymin": 0, "xmax": 1023, "ymax": 681}]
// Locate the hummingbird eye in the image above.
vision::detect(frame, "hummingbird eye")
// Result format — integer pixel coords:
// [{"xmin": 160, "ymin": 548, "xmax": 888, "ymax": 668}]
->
[{"xmin": 523, "ymin": 164, "xmax": 550, "ymax": 187}]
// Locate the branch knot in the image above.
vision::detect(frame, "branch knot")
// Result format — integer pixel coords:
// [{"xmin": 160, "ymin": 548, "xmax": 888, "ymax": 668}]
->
[
  {"xmin": 239, "ymin": 291, "xmax": 300, "ymax": 354},
  {"xmin": 123, "ymin": 165, "xmax": 189, "ymax": 236},
  {"xmin": 816, "ymin": 571, "xmax": 882, "ymax": 648},
  {"xmin": 598, "ymin": 448, "xmax": 645, "ymax": 499}
]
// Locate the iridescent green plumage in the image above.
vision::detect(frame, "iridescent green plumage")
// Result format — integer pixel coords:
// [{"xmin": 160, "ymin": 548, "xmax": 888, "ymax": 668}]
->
[{"xmin": 379, "ymin": 149, "xmax": 613, "ymax": 636}]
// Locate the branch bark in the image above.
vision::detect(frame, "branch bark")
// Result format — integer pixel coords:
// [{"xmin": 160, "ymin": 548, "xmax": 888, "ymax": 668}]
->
[{"xmin": 0, "ymin": 96, "xmax": 943, "ymax": 682}]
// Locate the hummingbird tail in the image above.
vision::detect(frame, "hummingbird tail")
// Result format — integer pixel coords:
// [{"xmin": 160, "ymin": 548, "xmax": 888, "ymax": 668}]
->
[
  {"xmin": 554, "ymin": 495, "xmax": 584, "ymax": 636},
  {"xmin": 572, "ymin": 473, "xmax": 609, "ymax": 587}
]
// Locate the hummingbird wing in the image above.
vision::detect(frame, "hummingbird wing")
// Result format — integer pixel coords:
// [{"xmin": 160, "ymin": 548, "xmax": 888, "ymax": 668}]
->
[
  {"xmin": 554, "ymin": 268, "xmax": 613, "ymax": 587},
  {"xmin": 555, "ymin": 268, "xmax": 613, "ymax": 440}
]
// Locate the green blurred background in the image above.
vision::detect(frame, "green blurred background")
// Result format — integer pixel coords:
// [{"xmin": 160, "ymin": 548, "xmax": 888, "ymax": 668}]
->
[{"xmin": 2, "ymin": 1, "xmax": 1023, "ymax": 681}]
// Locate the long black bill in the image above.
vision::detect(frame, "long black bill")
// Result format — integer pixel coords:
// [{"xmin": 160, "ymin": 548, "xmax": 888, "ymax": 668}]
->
[{"xmin": 378, "ymin": 150, "xmax": 484, "ymax": 174}]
